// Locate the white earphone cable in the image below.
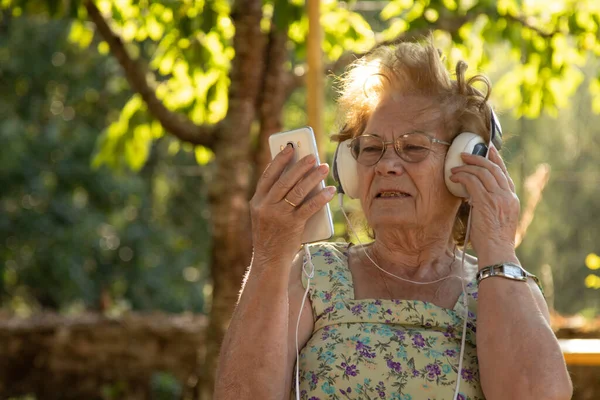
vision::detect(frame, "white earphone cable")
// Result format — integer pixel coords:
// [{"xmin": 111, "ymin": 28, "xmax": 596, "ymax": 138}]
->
[
  {"xmin": 452, "ymin": 205, "xmax": 472, "ymax": 400},
  {"xmin": 295, "ymin": 244, "xmax": 315, "ymax": 400},
  {"xmin": 338, "ymin": 194, "xmax": 462, "ymax": 286}
]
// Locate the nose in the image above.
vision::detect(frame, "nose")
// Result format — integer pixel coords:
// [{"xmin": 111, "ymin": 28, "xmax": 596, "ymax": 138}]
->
[{"xmin": 374, "ymin": 144, "xmax": 405, "ymax": 176}]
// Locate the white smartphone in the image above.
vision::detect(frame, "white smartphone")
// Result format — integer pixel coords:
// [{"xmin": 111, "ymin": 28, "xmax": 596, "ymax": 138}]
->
[{"xmin": 269, "ymin": 127, "xmax": 334, "ymax": 244}]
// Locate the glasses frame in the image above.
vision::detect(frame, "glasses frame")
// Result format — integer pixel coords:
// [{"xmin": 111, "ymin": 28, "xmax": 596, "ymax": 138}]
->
[{"xmin": 348, "ymin": 132, "xmax": 452, "ymax": 166}]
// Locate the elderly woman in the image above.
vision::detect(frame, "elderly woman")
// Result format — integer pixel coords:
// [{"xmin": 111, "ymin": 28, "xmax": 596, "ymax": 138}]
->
[{"xmin": 215, "ymin": 40, "xmax": 572, "ymax": 400}]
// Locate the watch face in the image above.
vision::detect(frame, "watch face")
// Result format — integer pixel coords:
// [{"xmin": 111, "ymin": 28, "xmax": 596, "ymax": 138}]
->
[{"xmin": 504, "ymin": 264, "xmax": 523, "ymax": 278}]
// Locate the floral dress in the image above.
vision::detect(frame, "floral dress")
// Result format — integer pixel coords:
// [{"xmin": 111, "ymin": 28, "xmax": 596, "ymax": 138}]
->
[{"xmin": 292, "ymin": 242, "xmax": 485, "ymax": 400}]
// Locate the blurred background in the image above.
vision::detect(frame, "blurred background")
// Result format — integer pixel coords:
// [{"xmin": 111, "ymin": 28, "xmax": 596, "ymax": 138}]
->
[{"xmin": 0, "ymin": 0, "xmax": 599, "ymax": 399}]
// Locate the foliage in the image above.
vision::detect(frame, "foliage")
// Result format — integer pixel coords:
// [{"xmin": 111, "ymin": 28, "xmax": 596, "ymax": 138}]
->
[
  {"xmin": 584, "ymin": 253, "xmax": 600, "ymax": 289},
  {"xmin": 0, "ymin": 16, "xmax": 211, "ymax": 313}
]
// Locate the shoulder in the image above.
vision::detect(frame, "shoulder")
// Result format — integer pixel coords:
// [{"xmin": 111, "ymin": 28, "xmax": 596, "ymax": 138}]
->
[
  {"xmin": 298, "ymin": 242, "xmax": 354, "ymax": 299},
  {"xmin": 303, "ymin": 242, "xmax": 350, "ymax": 262}
]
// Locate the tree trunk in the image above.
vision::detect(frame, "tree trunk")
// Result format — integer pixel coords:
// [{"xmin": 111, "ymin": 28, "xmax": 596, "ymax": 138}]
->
[{"xmin": 254, "ymin": 23, "xmax": 291, "ymax": 186}]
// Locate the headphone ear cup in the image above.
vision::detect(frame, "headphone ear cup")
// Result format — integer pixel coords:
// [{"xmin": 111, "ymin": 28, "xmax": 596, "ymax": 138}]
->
[
  {"xmin": 444, "ymin": 132, "xmax": 487, "ymax": 198},
  {"xmin": 333, "ymin": 139, "xmax": 360, "ymax": 199}
]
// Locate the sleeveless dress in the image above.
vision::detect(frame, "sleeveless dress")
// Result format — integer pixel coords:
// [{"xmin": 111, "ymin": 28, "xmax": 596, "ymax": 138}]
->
[{"xmin": 292, "ymin": 242, "xmax": 485, "ymax": 400}]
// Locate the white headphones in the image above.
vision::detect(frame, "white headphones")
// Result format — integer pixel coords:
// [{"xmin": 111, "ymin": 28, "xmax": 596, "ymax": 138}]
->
[{"xmin": 332, "ymin": 109, "xmax": 503, "ymax": 199}]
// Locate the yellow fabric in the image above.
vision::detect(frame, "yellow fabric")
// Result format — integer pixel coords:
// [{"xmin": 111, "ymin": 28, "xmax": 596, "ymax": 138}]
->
[{"xmin": 292, "ymin": 242, "xmax": 485, "ymax": 400}]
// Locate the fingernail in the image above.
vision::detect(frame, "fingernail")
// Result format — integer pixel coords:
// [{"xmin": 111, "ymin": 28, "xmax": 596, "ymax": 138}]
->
[
  {"xmin": 318, "ymin": 163, "xmax": 329, "ymax": 174},
  {"xmin": 326, "ymin": 186, "xmax": 337, "ymax": 197},
  {"xmin": 283, "ymin": 144, "xmax": 293, "ymax": 154},
  {"xmin": 461, "ymin": 152, "xmax": 470, "ymax": 157},
  {"xmin": 450, "ymin": 174, "xmax": 457, "ymax": 182},
  {"xmin": 305, "ymin": 154, "xmax": 316, "ymax": 164}
]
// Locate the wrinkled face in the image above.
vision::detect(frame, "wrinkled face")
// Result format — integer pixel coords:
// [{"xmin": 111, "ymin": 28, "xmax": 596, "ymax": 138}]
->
[{"xmin": 357, "ymin": 94, "xmax": 461, "ymax": 233}]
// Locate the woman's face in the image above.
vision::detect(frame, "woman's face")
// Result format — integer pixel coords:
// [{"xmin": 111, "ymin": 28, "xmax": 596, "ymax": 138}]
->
[{"xmin": 357, "ymin": 94, "xmax": 462, "ymax": 234}]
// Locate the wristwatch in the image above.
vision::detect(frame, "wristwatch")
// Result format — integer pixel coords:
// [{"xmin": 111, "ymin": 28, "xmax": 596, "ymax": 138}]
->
[{"xmin": 477, "ymin": 262, "xmax": 541, "ymax": 288}]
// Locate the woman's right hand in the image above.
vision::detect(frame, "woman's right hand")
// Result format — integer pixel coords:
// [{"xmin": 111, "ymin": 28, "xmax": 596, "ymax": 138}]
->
[{"xmin": 250, "ymin": 144, "xmax": 336, "ymax": 263}]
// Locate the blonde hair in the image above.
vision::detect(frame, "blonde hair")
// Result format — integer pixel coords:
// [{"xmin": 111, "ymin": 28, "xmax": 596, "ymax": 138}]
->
[{"xmin": 333, "ymin": 37, "xmax": 494, "ymax": 247}]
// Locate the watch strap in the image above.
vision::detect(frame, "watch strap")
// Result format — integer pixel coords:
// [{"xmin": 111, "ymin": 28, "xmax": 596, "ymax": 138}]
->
[{"xmin": 477, "ymin": 262, "xmax": 544, "ymax": 295}]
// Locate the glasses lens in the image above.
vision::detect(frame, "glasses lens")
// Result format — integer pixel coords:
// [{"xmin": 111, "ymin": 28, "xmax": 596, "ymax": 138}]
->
[
  {"xmin": 395, "ymin": 133, "xmax": 431, "ymax": 162},
  {"xmin": 351, "ymin": 136, "xmax": 384, "ymax": 166}
]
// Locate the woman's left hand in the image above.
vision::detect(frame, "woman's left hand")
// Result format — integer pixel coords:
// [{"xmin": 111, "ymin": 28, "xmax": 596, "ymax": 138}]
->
[{"xmin": 449, "ymin": 145, "xmax": 520, "ymax": 268}]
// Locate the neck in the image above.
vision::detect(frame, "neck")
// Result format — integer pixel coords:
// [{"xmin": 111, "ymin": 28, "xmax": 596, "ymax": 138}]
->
[{"xmin": 367, "ymin": 233, "xmax": 457, "ymax": 281}]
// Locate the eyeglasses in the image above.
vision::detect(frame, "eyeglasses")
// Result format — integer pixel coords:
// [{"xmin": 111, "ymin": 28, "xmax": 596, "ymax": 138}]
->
[{"xmin": 349, "ymin": 132, "xmax": 451, "ymax": 166}]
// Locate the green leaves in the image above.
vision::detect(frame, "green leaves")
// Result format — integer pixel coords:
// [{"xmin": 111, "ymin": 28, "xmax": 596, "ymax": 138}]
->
[
  {"xmin": 0, "ymin": 16, "xmax": 210, "ymax": 312},
  {"xmin": 381, "ymin": 0, "xmax": 415, "ymax": 21},
  {"xmin": 194, "ymin": 146, "xmax": 214, "ymax": 165},
  {"xmin": 84, "ymin": 0, "xmax": 231, "ymax": 170},
  {"xmin": 13, "ymin": 0, "xmax": 600, "ymax": 165},
  {"xmin": 93, "ymin": 95, "xmax": 162, "ymax": 171},
  {"xmin": 68, "ymin": 20, "xmax": 94, "ymax": 49}
]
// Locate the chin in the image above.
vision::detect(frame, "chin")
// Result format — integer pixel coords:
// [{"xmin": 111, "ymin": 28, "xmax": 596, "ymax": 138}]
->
[{"xmin": 369, "ymin": 213, "xmax": 417, "ymax": 230}]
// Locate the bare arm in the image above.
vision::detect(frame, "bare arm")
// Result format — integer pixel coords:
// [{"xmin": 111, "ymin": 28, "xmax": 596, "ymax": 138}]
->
[
  {"xmin": 214, "ymin": 144, "xmax": 332, "ymax": 399},
  {"xmin": 451, "ymin": 147, "xmax": 572, "ymax": 400},
  {"xmin": 476, "ymin": 253, "xmax": 572, "ymax": 400},
  {"xmin": 214, "ymin": 251, "xmax": 314, "ymax": 399}
]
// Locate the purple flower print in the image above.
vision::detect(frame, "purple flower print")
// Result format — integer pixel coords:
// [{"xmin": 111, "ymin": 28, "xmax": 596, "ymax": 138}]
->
[
  {"xmin": 324, "ymin": 305, "xmax": 335, "ymax": 314},
  {"xmin": 444, "ymin": 349, "xmax": 457, "ymax": 357},
  {"xmin": 412, "ymin": 369, "xmax": 420, "ymax": 377},
  {"xmin": 386, "ymin": 359, "xmax": 402, "ymax": 373},
  {"xmin": 376, "ymin": 381, "xmax": 386, "ymax": 398},
  {"xmin": 444, "ymin": 325, "xmax": 455, "ymax": 338},
  {"xmin": 374, "ymin": 299, "xmax": 382, "ymax": 305},
  {"xmin": 412, "ymin": 333, "xmax": 425, "ymax": 348},
  {"xmin": 340, "ymin": 387, "xmax": 352, "ymax": 395},
  {"xmin": 341, "ymin": 362, "xmax": 358, "ymax": 377},
  {"xmin": 467, "ymin": 322, "xmax": 477, "ymax": 333},
  {"xmin": 311, "ymin": 373, "xmax": 318, "ymax": 385},
  {"xmin": 426, "ymin": 363, "xmax": 441, "ymax": 379},
  {"xmin": 351, "ymin": 304, "xmax": 364, "ymax": 315},
  {"xmin": 461, "ymin": 368, "xmax": 475, "ymax": 382},
  {"xmin": 457, "ymin": 394, "xmax": 466, "ymax": 400},
  {"xmin": 394, "ymin": 329, "xmax": 406, "ymax": 341},
  {"xmin": 324, "ymin": 292, "xmax": 332, "ymax": 301},
  {"xmin": 309, "ymin": 397, "xmax": 321, "ymax": 400},
  {"xmin": 356, "ymin": 341, "xmax": 376, "ymax": 358}
]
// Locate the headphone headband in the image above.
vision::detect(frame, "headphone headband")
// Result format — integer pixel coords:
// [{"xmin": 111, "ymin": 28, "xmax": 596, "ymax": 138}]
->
[{"xmin": 490, "ymin": 108, "xmax": 502, "ymax": 150}]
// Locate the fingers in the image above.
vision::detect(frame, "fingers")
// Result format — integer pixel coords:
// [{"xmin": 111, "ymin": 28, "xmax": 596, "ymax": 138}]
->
[
  {"xmin": 283, "ymin": 163, "xmax": 330, "ymax": 207},
  {"xmin": 255, "ymin": 144, "xmax": 295, "ymax": 198},
  {"xmin": 265, "ymin": 153, "xmax": 318, "ymax": 203},
  {"xmin": 449, "ymin": 169, "xmax": 490, "ymax": 202},
  {"xmin": 451, "ymin": 151, "xmax": 510, "ymax": 192},
  {"xmin": 297, "ymin": 186, "xmax": 337, "ymax": 218},
  {"xmin": 489, "ymin": 145, "xmax": 516, "ymax": 192}
]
